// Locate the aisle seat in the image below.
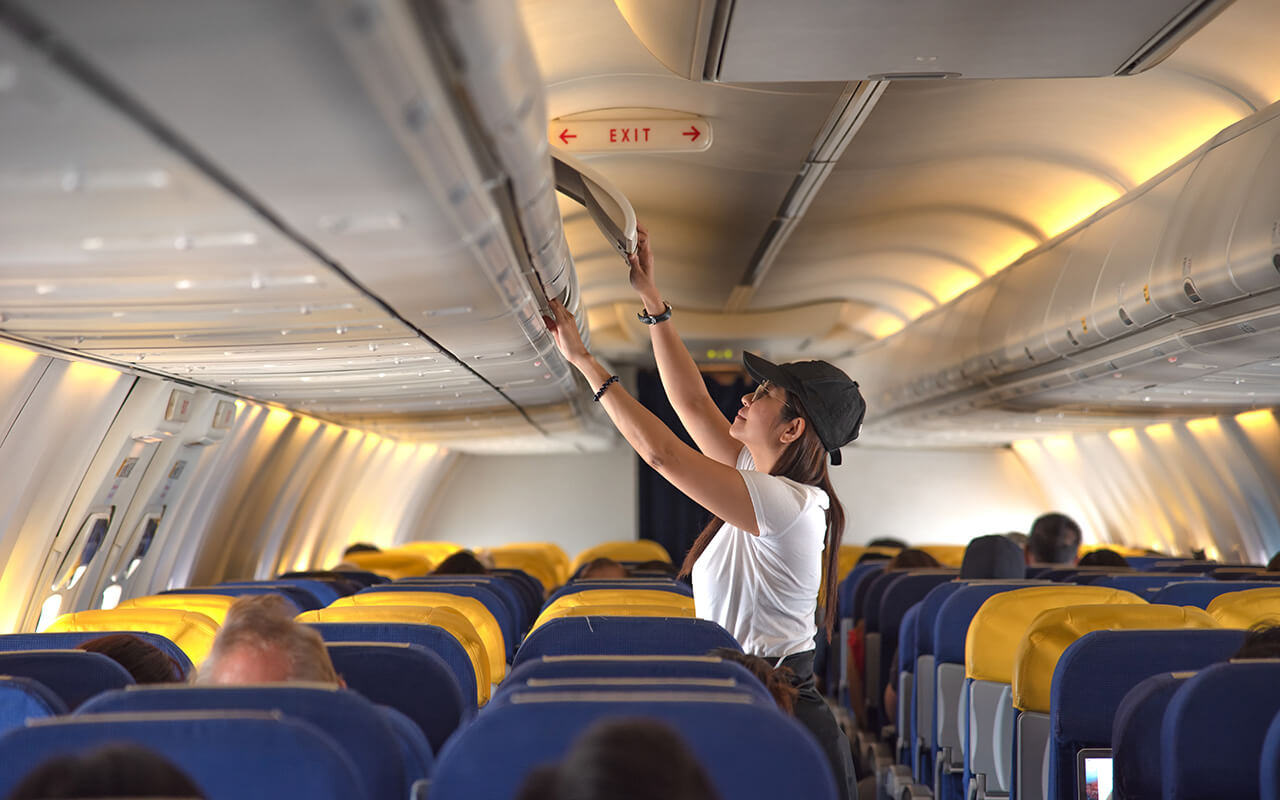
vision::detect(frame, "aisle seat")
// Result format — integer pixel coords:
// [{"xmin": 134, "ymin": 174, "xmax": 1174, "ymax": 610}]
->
[
  {"xmin": 160, "ymin": 586, "xmax": 309, "ymax": 613},
  {"xmin": 500, "ymin": 654, "xmax": 774, "ymax": 707},
  {"xmin": 513, "ymin": 617, "xmax": 740, "ymax": 667},
  {"xmin": 0, "ymin": 650, "xmax": 133, "ymax": 710},
  {"xmin": 47, "ymin": 608, "xmax": 219, "ymax": 665},
  {"xmin": 1151, "ymin": 580, "xmax": 1277, "ymax": 609},
  {"xmin": 1162, "ymin": 661, "xmax": 1280, "ymax": 799},
  {"xmin": 79, "ymin": 683, "xmax": 421, "ymax": 799},
  {"xmin": 569, "ymin": 540, "xmax": 671, "ymax": 573},
  {"xmin": 1009, "ymin": 605, "xmax": 1218, "ymax": 800},
  {"xmin": 963, "ymin": 586, "xmax": 1143, "ymax": 800},
  {"xmin": 358, "ymin": 584, "xmax": 516, "ymax": 657},
  {"xmin": 862, "ymin": 569, "xmax": 956, "ymax": 728},
  {"xmin": 299, "ymin": 606, "xmax": 491, "ymax": 702},
  {"xmin": 530, "ymin": 604, "xmax": 696, "ymax": 633},
  {"xmin": 0, "ymin": 677, "xmax": 66, "ymax": 735},
  {"xmin": 489, "ymin": 568, "xmax": 547, "ymax": 621},
  {"xmin": 1049, "ymin": 629, "xmax": 1243, "ymax": 800},
  {"xmin": 485, "ymin": 543, "xmax": 570, "ymax": 590},
  {"xmin": 1260, "ymin": 710, "xmax": 1280, "ymax": 800},
  {"xmin": 343, "ymin": 551, "xmax": 434, "ymax": 580},
  {"xmin": 1206, "ymin": 586, "xmax": 1280, "ymax": 627},
  {"xmin": 833, "ymin": 562, "xmax": 885, "ymax": 702},
  {"xmin": 119, "ymin": 593, "xmax": 239, "ymax": 625},
  {"xmin": 0, "ymin": 712, "xmax": 366, "ymax": 800},
  {"xmin": 538, "ymin": 588, "xmax": 693, "ymax": 616},
  {"xmin": 394, "ymin": 576, "xmax": 529, "ymax": 635},
  {"xmin": 307, "ymin": 621, "xmax": 479, "ymax": 711},
  {"xmin": 487, "ymin": 676, "xmax": 769, "ymax": 708},
  {"xmin": 329, "ymin": 592, "xmax": 506, "ymax": 678},
  {"xmin": 0, "ymin": 631, "xmax": 193, "ymax": 679},
  {"xmin": 1112, "ymin": 671, "xmax": 1195, "ymax": 800},
  {"xmin": 219, "ymin": 578, "xmax": 339, "ymax": 607},
  {"xmin": 545, "ymin": 580, "xmax": 692, "ymax": 607},
  {"xmin": 430, "ymin": 692, "xmax": 836, "ymax": 800},
  {"xmin": 325, "ymin": 642, "xmax": 466, "ymax": 753}
]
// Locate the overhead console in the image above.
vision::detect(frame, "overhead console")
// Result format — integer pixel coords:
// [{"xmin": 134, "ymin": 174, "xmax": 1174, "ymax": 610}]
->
[
  {"xmin": 848, "ymin": 99, "xmax": 1280, "ymax": 441},
  {"xmin": 615, "ymin": 0, "xmax": 1233, "ymax": 81}
]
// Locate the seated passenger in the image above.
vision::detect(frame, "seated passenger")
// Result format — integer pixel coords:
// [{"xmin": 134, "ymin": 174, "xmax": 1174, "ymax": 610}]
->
[
  {"xmin": 343, "ymin": 542, "xmax": 380, "ymax": 557},
  {"xmin": 515, "ymin": 718, "xmax": 721, "ymax": 800},
  {"xmin": 579, "ymin": 557, "xmax": 629, "ymax": 580},
  {"xmin": 630, "ymin": 559, "xmax": 678, "ymax": 577},
  {"xmin": 867, "ymin": 537, "xmax": 907, "ymax": 550},
  {"xmin": 706, "ymin": 647, "xmax": 798, "ymax": 713},
  {"xmin": 1267, "ymin": 551, "xmax": 1280, "ymax": 572},
  {"xmin": 885, "ymin": 548, "xmax": 940, "ymax": 570},
  {"xmin": 77, "ymin": 633, "xmax": 184, "ymax": 684},
  {"xmin": 959, "ymin": 534, "xmax": 1025, "ymax": 579},
  {"xmin": 1027, "ymin": 512, "xmax": 1081, "ymax": 565},
  {"xmin": 1004, "ymin": 531, "xmax": 1029, "ymax": 550},
  {"xmin": 855, "ymin": 551, "xmax": 892, "ymax": 565},
  {"xmin": 432, "ymin": 550, "xmax": 489, "ymax": 575},
  {"xmin": 1232, "ymin": 624, "xmax": 1280, "ymax": 659},
  {"xmin": 1077, "ymin": 548, "xmax": 1129, "ymax": 567},
  {"xmin": 6, "ymin": 743, "xmax": 204, "ymax": 799},
  {"xmin": 196, "ymin": 595, "xmax": 342, "ymax": 685}
]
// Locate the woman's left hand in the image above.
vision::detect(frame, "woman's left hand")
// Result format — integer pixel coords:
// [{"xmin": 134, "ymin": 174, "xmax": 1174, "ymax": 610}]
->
[{"xmin": 545, "ymin": 298, "xmax": 591, "ymax": 366}]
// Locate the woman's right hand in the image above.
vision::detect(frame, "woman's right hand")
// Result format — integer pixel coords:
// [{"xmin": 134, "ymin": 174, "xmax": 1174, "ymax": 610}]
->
[{"xmin": 628, "ymin": 223, "xmax": 661, "ymax": 308}]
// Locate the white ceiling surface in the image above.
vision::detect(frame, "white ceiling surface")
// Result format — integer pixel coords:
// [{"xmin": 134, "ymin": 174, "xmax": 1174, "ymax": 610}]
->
[{"xmin": 0, "ymin": 0, "xmax": 608, "ymax": 447}]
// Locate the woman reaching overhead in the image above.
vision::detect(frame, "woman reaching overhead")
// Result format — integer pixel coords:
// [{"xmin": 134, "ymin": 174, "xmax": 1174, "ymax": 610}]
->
[{"xmin": 545, "ymin": 224, "xmax": 865, "ymax": 800}]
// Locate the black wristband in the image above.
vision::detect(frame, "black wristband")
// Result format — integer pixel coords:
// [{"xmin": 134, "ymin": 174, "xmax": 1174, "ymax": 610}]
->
[
  {"xmin": 593, "ymin": 375, "xmax": 620, "ymax": 402},
  {"xmin": 637, "ymin": 303, "xmax": 672, "ymax": 325}
]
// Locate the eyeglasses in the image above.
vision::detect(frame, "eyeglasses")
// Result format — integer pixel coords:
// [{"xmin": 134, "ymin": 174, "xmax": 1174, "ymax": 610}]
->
[{"xmin": 751, "ymin": 381, "xmax": 791, "ymax": 408}]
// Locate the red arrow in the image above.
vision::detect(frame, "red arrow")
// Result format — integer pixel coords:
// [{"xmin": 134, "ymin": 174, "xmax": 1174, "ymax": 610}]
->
[
  {"xmin": 559, "ymin": 128, "xmax": 577, "ymax": 145},
  {"xmin": 682, "ymin": 126, "xmax": 701, "ymax": 142}
]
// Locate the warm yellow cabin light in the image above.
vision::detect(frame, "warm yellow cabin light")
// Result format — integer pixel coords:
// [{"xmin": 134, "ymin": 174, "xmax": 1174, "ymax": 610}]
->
[
  {"xmin": 1235, "ymin": 408, "xmax": 1277, "ymax": 431},
  {"xmin": 1145, "ymin": 423, "xmax": 1174, "ymax": 440},
  {"xmin": 261, "ymin": 407, "xmax": 294, "ymax": 437},
  {"xmin": 234, "ymin": 399, "xmax": 246, "ymax": 411},
  {"xmin": 1039, "ymin": 181, "xmax": 1124, "ymax": 241},
  {"xmin": 933, "ymin": 271, "xmax": 981, "ymax": 304},
  {"xmin": 1186, "ymin": 417, "xmax": 1220, "ymax": 435},
  {"xmin": 1127, "ymin": 109, "xmax": 1249, "ymax": 188},
  {"xmin": 1042, "ymin": 435, "xmax": 1077, "ymax": 459},
  {"xmin": 1107, "ymin": 428, "xmax": 1140, "ymax": 451},
  {"xmin": 66, "ymin": 360, "xmax": 123, "ymax": 389},
  {"xmin": 869, "ymin": 316, "xmax": 905, "ymax": 339},
  {"xmin": 0, "ymin": 340, "xmax": 40, "ymax": 371}
]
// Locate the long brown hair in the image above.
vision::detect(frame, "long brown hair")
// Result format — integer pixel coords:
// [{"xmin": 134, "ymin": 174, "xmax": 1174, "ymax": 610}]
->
[{"xmin": 678, "ymin": 391, "xmax": 846, "ymax": 640}]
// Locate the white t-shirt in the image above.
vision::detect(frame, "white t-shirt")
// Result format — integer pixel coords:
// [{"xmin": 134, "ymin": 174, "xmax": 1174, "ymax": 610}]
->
[{"xmin": 691, "ymin": 448, "xmax": 829, "ymax": 658}]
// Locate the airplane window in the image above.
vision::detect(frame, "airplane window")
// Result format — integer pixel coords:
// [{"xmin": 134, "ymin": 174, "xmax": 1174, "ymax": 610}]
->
[
  {"xmin": 35, "ymin": 594, "xmax": 63, "ymax": 632},
  {"xmin": 126, "ymin": 515, "xmax": 162, "ymax": 577},
  {"xmin": 54, "ymin": 511, "xmax": 112, "ymax": 591},
  {"xmin": 100, "ymin": 583, "xmax": 123, "ymax": 610}
]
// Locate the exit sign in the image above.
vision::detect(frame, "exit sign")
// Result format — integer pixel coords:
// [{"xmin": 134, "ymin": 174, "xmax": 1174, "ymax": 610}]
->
[{"xmin": 549, "ymin": 118, "xmax": 713, "ymax": 153}]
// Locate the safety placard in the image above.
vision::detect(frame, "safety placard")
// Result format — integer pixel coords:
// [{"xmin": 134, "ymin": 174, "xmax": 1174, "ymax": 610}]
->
[{"xmin": 548, "ymin": 118, "xmax": 712, "ymax": 153}]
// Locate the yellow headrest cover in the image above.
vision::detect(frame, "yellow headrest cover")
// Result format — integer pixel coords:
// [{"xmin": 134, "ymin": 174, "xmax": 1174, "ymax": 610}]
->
[
  {"xmin": 343, "ymin": 551, "xmax": 434, "ymax": 580},
  {"xmin": 482, "ymin": 543, "xmax": 569, "ymax": 590},
  {"xmin": 330, "ymin": 592, "xmax": 504, "ymax": 681},
  {"xmin": 48, "ymin": 608, "xmax": 219, "ymax": 665},
  {"xmin": 387, "ymin": 541, "xmax": 464, "ymax": 567},
  {"xmin": 919, "ymin": 545, "xmax": 967, "ymax": 568},
  {"xmin": 117, "ymin": 594, "xmax": 239, "ymax": 625},
  {"xmin": 965, "ymin": 586, "xmax": 1144, "ymax": 683},
  {"xmin": 571, "ymin": 540, "xmax": 672, "ymax": 572},
  {"xmin": 1208, "ymin": 587, "xmax": 1280, "ymax": 629},
  {"xmin": 297, "ymin": 605, "xmax": 491, "ymax": 700},
  {"xmin": 530, "ymin": 604, "xmax": 696, "ymax": 634},
  {"xmin": 546, "ymin": 590, "xmax": 694, "ymax": 613},
  {"xmin": 1012, "ymin": 603, "xmax": 1217, "ymax": 712}
]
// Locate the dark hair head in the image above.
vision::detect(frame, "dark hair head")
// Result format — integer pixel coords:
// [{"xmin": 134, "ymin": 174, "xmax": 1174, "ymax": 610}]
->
[
  {"xmin": 515, "ymin": 718, "xmax": 720, "ymax": 800},
  {"xmin": 342, "ymin": 543, "xmax": 380, "ymax": 556},
  {"xmin": 1077, "ymin": 548, "xmax": 1129, "ymax": 568},
  {"xmin": 856, "ymin": 551, "xmax": 893, "ymax": 565},
  {"xmin": 1232, "ymin": 623, "xmax": 1280, "ymax": 660},
  {"xmin": 867, "ymin": 537, "xmax": 908, "ymax": 549},
  {"xmin": 77, "ymin": 634, "xmax": 183, "ymax": 684},
  {"xmin": 432, "ymin": 550, "xmax": 488, "ymax": 575},
  {"xmin": 679, "ymin": 389, "xmax": 846, "ymax": 640},
  {"xmin": 7, "ymin": 744, "xmax": 204, "ymax": 799},
  {"xmin": 707, "ymin": 647, "xmax": 798, "ymax": 714},
  {"xmin": 579, "ymin": 558, "xmax": 629, "ymax": 580},
  {"xmin": 630, "ymin": 560, "xmax": 678, "ymax": 577},
  {"xmin": 960, "ymin": 535, "xmax": 1025, "ymax": 580},
  {"xmin": 1028, "ymin": 513, "xmax": 1081, "ymax": 565},
  {"xmin": 887, "ymin": 548, "xmax": 941, "ymax": 570},
  {"xmin": 1267, "ymin": 552, "xmax": 1280, "ymax": 572}
]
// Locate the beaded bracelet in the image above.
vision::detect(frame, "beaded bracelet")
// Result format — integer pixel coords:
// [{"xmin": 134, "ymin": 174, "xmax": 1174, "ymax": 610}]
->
[{"xmin": 594, "ymin": 374, "xmax": 620, "ymax": 402}]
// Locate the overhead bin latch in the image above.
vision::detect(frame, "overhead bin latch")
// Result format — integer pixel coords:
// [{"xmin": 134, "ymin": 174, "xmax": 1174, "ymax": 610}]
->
[{"xmin": 550, "ymin": 147, "xmax": 638, "ymax": 265}]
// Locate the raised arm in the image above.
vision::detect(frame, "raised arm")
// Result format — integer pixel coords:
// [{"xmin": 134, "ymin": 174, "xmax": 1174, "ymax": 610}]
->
[
  {"xmin": 547, "ymin": 299, "xmax": 759, "ymax": 534},
  {"xmin": 629, "ymin": 225, "xmax": 741, "ymax": 465}
]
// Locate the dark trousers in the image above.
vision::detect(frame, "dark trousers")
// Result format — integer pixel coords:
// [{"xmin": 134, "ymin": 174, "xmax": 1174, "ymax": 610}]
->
[{"xmin": 780, "ymin": 649, "xmax": 858, "ymax": 800}]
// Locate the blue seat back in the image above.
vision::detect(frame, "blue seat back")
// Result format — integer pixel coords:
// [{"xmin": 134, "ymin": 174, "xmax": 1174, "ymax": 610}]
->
[
  {"xmin": 1150, "ymin": 561, "xmax": 1220, "ymax": 574},
  {"xmin": 496, "ymin": 655, "xmax": 774, "ymax": 706},
  {"xmin": 0, "ymin": 712, "xmax": 367, "ymax": 800},
  {"xmin": 1049, "ymin": 629, "xmax": 1244, "ymax": 800},
  {"xmin": 375, "ymin": 704, "xmax": 435, "ymax": 784},
  {"xmin": 360, "ymin": 583, "xmax": 515, "ymax": 657},
  {"xmin": 1091, "ymin": 573, "xmax": 1208, "ymax": 597},
  {"xmin": 326, "ymin": 642, "xmax": 465, "ymax": 753},
  {"xmin": 0, "ymin": 632, "xmax": 193, "ymax": 679},
  {"xmin": 545, "ymin": 580, "xmax": 692, "ymax": 608},
  {"xmin": 431, "ymin": 694, "xmax": 836, "ymax": 800},
  {"xmin": 844, "ymin": 562, "xmax": 885, "ymax": 622},
  {"xmin": 1260, "ymin": 710, "xmax": 1280, "ymax": 800},
  {"xmin": 0, "ymin": 650, "xmax": 133, "ymax": 710},
  {"xmin": 0, "ymin": 676, "xmax": 67, "ymax": 735},
  {"xmin": 160, "ymin": 586, "xmax": 308, "ymax": 613},
  {"xmin": 79, "ymin": 684, "xmax": 408, "ymax": 799},
  {"xmin": 1112, "ymin": 672, "xmax": 1190, "ymax": 800},
  {"xmin": 395, "ymin": 576, "xmax": 528, "ymax": 636},
  {"xmin": 1163, "ymin": 661, "xmax": 1280, "ymax": 799},
  {"xmin": 307, "ymin": 622, "xmax": 477, "ymax": 712},
  {"xmin": 281, "ymin": 569, "xmax": 388, "ymax": 587},
  {"xmin": 1150, "ymin": 580, "xmax": 1278, "ymax": 608},
  {"xmin": 513, "ymin": 617, "xmax": 740, "ymax": 668},
  {"xmin": 221, "ymin": 579, "xmax": 341, "ymax": 606},
  {"xmin": 1124, "ymin": 556, "xmax": 1169, "ymax": 571},
  {"xmin": 489, "ymin": 568, "xmax": 545, "ymax": 629}
]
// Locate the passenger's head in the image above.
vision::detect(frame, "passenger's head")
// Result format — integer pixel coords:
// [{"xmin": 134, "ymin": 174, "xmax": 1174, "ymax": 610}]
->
[
  {"xmin": 197, "ymin": 595, "xmax": 340, "ymax": 685},
  {"xmin": 432, "ymin": 550, "xmax": 489, "ymax": 575},
  {"xmin": 342, "ymin": 542, "xmax": 380, "ymax": 557},
  {"xmin": 630, "ymin": 559, "xmax": 678, "ymax": 577},
  {"xmin": 707, "ymin": 647, "xmax": 798, "ymax": 714},
  {"xmin": 579, "ymin": 558, "xmax": 628, "ymax": 580},
  {"xmin": 887, "ymin": 548, "xmax": 941, "ymax": 570},
  {"xmin": 1231, "ymin": 624, "xmax": 1280, "ymax": 660},
  {"xmin": 1028, "ymin": 513, "xmax": 1081, "ymax": 565},
  {"xmin": 857, "ymin": 551, "xmax": 893, "ymax": 565},
  {"xmin": 1267, "ymin": 551, "xmax": 1280, "ymax": 572},
  {"xmin": 960, "ymin": 535, "xmax": 1026, "ymax": 580},
  {"xmin": 515, "ymin": 718, "xmax": 720, "ymax": 800},
  {"xmin": 6, "ymin": 744, "xmax": 204, "ymax": 799},
  {"xmin": 1004, "ymin": 532, "xmax": 1029, "ymax": 550},
  {"xmin": 1077, "ymin": 548, "xmax": 1129, "ymax": 568},
  {"xmin": 77, "ymin": 634, "xmax": 183, "ymax": 684},
  {"xmin": 867, "ymin": 537, "xmax": 908, "ymax": 550}
]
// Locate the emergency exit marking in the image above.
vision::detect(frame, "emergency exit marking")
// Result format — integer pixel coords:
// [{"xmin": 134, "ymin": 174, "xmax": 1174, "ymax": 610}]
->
[{"xmin": 549, "ymin": 118, "xmax": 713, "ymax": 153}]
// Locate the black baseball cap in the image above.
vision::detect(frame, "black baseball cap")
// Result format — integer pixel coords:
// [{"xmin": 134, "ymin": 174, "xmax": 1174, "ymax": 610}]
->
[{"xmin": 743, "ymin": 352, "xmax": 867, "ymax": 466}]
